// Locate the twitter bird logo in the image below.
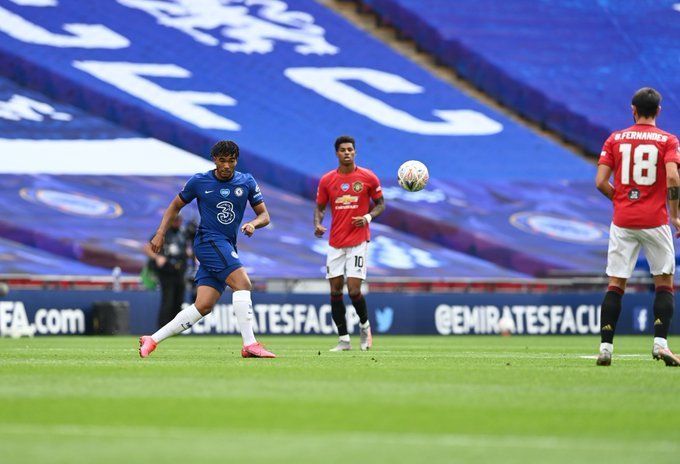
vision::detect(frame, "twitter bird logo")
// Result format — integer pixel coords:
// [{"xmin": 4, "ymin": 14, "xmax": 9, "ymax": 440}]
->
[{"xmin": 375, "ymin": 307, "xmax": 394, "ymax": 333}]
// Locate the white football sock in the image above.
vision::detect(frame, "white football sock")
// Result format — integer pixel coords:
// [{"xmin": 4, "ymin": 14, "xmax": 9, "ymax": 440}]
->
[
  {"xmin": 151, "ymin": 304, "xmax": 202, "ymax": 343},
  {"xmin": 654, "ymin": 337, "xmax": 668, "ymax": 349},
  {"xmin": 600, "ymin": 342, "xmax": 613, "ymax": 353},
  {"xmin": 233, "ymin": 290, "xmax": 257, "ymax": 346},
  {"xmin": 339, "ymin": 334, "xmax": 350, "ymax": 342},
  {"xmin": 360, "ymin": 321, "xmax": 370, "ymax": 329}
]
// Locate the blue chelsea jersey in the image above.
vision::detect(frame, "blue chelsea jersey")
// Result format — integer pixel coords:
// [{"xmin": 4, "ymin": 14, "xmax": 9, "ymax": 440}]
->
[{"xmin": 178, "ymin": 170, "xmax": 264, "ymax": 245}]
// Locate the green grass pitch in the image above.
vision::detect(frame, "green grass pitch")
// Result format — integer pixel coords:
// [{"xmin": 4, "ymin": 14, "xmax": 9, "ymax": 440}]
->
[{"xmin": 1, "ymin": 335, "xmax": 679, "ymax": 464}]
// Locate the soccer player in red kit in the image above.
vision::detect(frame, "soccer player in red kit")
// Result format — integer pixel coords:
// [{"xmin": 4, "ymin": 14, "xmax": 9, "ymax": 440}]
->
[
  {"xmin": 595, "ymin": 87, "xmax": 680, "ymax": 366},
  {"xmin": 314, "ymin": 135, "xmax": 386, "ymax": 351}
]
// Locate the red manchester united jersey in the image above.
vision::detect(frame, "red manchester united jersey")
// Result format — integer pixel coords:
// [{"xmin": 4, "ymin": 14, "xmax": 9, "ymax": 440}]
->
[
  {"xmin": 316, "ymin": 166, "xmax": 383, "ymax": 248},
  {"xmin": 599, "ymin": 124, "xmax": 680, "ymax": 228}
]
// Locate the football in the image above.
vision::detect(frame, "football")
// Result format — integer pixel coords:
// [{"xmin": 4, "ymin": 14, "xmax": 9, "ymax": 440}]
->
[
  {"xmin": 397, "ymin": 160, "xmax": 429, "ymax": 192},
  {"xmin": 498, "ymin": 316, "xmax": 516, "ymax": 336}
]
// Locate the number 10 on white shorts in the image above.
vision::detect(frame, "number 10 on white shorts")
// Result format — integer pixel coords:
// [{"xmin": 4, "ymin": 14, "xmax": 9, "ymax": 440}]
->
[{"xmin": 326, "ymin": 242, "xmax": 368, "ymax": 280}]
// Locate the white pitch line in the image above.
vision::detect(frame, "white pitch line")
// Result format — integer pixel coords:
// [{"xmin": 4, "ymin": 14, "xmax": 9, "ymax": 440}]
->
[
  {"xmin": 0, "ymin": 353, "xmax": 652, "ymax": 363},
  {"xmin": 0, "ymin": 423, "xmax": 678, "ymax": 452}
]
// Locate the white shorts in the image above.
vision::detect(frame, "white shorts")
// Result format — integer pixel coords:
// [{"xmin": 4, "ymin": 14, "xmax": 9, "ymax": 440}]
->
[
  {"xmin": 326, "ymin": 242, "xmax": 368, "ymax": 280},
  {"xmin": 606, "ymin": 223, "xmax": 675, "ymax": 278}
]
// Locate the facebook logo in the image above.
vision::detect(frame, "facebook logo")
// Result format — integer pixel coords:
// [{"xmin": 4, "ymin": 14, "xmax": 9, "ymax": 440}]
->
[{"xmin": 633, "ymin": 307, "xmax": 648, "ymax": 333}]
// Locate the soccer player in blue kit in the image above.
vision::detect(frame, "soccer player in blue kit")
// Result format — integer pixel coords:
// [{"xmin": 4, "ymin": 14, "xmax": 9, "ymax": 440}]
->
[{"xmin": 139, "ymin": 140, "xmax": 276, "ymax": 358}]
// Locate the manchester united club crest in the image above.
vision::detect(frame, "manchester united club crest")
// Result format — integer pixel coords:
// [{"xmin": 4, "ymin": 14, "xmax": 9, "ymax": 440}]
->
[{"xmin": 352, "ymin": 181, "xmax": 363, "ymax": 192}]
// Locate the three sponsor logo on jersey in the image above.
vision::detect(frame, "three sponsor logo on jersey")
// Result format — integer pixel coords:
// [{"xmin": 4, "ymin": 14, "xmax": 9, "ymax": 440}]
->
[{"xmin": 211, "ymin": 186, "xmax": 247, "ymax": 224}]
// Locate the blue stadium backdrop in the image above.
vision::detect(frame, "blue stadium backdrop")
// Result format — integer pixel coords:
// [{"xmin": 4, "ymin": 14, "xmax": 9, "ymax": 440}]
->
[
  {"xmin": 357, "ymin": 0, "xmax": 680, "ymax": 154},
  {"xmin": 0, "ymin": 0, "xmax": 625, "ymax": 277}
]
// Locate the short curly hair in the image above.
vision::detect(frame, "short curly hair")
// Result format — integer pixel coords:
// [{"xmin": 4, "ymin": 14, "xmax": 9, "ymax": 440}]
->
[
  {"xmin": 210, "ymin": 140, "xmax": 240, "ymax": 159},
  {"xmin": 334, "ymin": 135, "xmax": 355, "ymax": 152}
]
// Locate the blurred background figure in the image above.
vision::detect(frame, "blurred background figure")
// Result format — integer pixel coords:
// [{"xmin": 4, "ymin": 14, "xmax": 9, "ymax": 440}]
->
[
  {"xmin": 183, "ymin": 218, "xmax": 199, "ymax": 303},
  {"xmin": 144, "ymin": 215, "xmax": 191, "ymax": 328}
]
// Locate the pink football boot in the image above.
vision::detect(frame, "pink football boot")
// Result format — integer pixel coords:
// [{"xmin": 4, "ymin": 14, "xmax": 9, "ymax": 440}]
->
[
  {"xmin": 139, "ymin": 336, "xmax": 157, "ymax": 358},
  {"xmin": 241, "ymin": 342, "xmax": 276, "ymax": 358},
  {"xmin": 360, "ymin": 325, "xmax": 373, "ymax": 351}
]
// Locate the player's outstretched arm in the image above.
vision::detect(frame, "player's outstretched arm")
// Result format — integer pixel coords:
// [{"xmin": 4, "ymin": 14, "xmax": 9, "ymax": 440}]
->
[
  {"xmin": 666, "ymin": 162, "xmax": 680, "ymax": 235},
  {"xmin": 242, "ymin": 202, "xmax": 270, "ymax": 237},
  {"xmin": 595, "ymin": 165, "xmax": 615, "ymax": 200},
  {"xmin": 143, "ymin": 241, "xmax": 167, "ymax": 269},
  {"xmin": 150, "ymin": 195, "xmax": 187, "ymax": 253}
]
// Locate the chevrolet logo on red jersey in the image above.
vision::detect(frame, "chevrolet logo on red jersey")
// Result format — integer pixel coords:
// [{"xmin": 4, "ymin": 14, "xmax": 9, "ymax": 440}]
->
[{"xmin": 335, "ymin": 195, "xmax": 358, "ymax": 205}]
